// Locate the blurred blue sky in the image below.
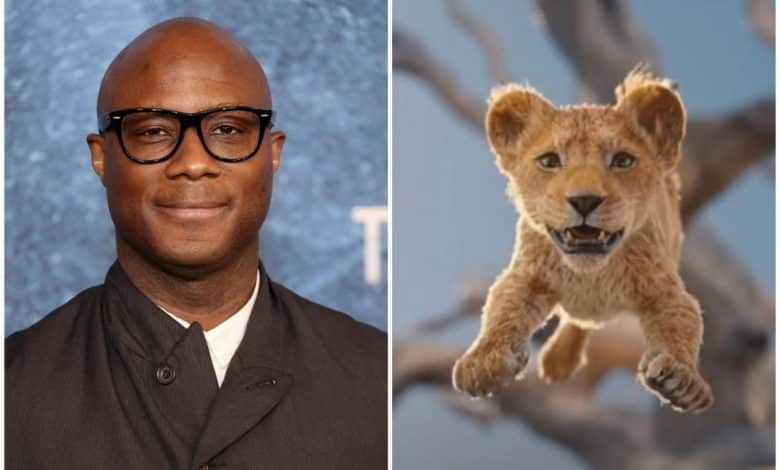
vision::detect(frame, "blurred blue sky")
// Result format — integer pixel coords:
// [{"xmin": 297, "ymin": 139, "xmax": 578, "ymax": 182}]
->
[{"xmin": 392, "ymin": 1, "xmax": 774, "ymax": 469}]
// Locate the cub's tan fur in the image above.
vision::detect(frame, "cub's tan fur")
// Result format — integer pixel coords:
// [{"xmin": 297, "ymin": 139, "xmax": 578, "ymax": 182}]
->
[{"xmin": 452, "ymin": 70, "xmax": 713, "ymax": 413}]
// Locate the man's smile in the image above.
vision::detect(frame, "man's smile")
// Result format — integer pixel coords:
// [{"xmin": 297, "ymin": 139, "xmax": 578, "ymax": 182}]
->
[{"xmin": 155, "ymin": 200, "xmax": 230, "ymax": 220}]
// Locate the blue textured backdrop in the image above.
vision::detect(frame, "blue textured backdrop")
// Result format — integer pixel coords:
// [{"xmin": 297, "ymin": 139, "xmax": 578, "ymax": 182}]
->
[{"xmin": 5, "ymin": 0, "xmax": 387, "ymax": 334}]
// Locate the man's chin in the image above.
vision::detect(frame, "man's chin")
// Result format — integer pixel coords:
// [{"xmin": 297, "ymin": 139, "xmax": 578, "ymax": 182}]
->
[{"xmin": 149, "ymin": 240, "xmax": 239, "ymax": 274}]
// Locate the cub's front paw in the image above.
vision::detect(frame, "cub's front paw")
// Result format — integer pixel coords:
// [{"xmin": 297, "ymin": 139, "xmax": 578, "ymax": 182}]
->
[
  {"xmin": 638, "ymin": 350, "xmax": 713, "ymax": 413},
  {"xmin": 452, "ymin": 338, "xmax": 530, "ymax": 398}
]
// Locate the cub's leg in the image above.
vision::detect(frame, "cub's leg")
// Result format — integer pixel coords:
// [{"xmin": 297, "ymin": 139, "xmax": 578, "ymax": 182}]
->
[
  {"xmin": 452, "ymin": 267, "xmax": 555, "ymax": 397},
  {"xmin": 637, "ymin": 284, "xmax": 713, "ymax": 413},
  {"xmin": 538, "ymin": 320, "xmax": 591, "ymax": 383}
]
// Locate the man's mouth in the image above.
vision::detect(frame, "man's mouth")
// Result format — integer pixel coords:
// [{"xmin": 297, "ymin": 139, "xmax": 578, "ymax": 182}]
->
[
  {"xmin": 155, "ymin": 201, "xmax": 229, "ymax": 220},
  {"xmin": 547, "ymin": 225, "xmax": 624, "ymax": 255}
]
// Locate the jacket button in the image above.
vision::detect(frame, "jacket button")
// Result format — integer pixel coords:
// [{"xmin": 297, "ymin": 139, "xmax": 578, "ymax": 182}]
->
[{"xmin": 155, "ymin": 364, "xmax": 176, "ymax": 385}]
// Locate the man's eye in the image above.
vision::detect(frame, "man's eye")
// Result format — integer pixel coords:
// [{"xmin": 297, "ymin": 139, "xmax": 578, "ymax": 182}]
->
[
  {"xmin": 536, "ymin": 152, "xmax": 562, "ymax": 170},
  {"xmin": 212, "ymin": 125, "xmax": 242, "ymax": 135},
  {"xmin": 136, "ymin": 127, "xmax": 171, "ymax": 137},
  {"xmin": 609, "ymin": 151, "xmax": 637, "ymax": 171}
]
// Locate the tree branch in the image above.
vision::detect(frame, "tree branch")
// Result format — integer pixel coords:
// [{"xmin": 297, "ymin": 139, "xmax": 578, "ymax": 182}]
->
[
  {"xmin": 747, "ymin": 0, "xmax": 775, "ymax": 46},
  {"xmin": 536, "ymin": 0, "xmax": 659, "ymax": 103},
  {"xmin": 447, "ymin": 0, "xmax": 511, "ymax": 83},
  {"xmin": 682, "ymin": 223, "xmax": 774, "ymax": 326},
  {"xmin": 393, "ymin": 29, "xmax": 484, "ymax": 130},
  {"xmin": 680, "ymin": 98, "xmax": 775, "ymax": 220},
  {"xmin": 393, "ymin": 340, "xmax": 665, "ymax": 470},
  {"xmin": 393, "ymin": 341, "xmax": 463, "ymax": 397}
]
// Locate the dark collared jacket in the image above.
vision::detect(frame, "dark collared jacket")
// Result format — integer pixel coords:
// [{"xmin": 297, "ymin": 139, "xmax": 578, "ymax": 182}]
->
[{"xmin": 6, "ymin": 262, "xmax": 387, "ymax": 469}]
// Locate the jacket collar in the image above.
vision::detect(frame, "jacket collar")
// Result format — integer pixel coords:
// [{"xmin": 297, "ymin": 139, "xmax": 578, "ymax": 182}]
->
[
  {"xmin": 194, "ymin": 260, "xmax": 295, "ymax": 464},
  {"xmin": 101, "ymin": 260, "xmax": 295, "ymax": 465},
  {"xmin": 102, "ymin": 260, "xmax": 290, "ymax": 373},
  {"xmin": 229, "ymin": 260, "xmax": 289, "ymax": 373},
  {"xmin": 102, "ymin": 261, "xmax": 189, "ymax": 363}
]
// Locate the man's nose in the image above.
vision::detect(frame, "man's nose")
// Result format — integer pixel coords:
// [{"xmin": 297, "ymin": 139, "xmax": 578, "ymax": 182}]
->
[
  {"xmin": 567, "ymin": 195, "xmax": 604, "ymax": 217},
  {"xmin": 164, "ymin": 127, "xmax": 221, "ymax": 180}
]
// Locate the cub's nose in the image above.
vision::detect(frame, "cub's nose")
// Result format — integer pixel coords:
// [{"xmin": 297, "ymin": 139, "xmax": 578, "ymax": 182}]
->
[{"xmin": 567, "ymin": 195, "xmax": 604, "ymax": 217}]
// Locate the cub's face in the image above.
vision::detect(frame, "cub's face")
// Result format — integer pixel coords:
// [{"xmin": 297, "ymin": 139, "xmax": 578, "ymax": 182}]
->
[{"xmin": 486, "ymin": 77, "xmax": 685, "ymax": 272}]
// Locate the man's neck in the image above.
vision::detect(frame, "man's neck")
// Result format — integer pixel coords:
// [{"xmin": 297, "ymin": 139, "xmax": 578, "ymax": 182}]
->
[{"xmin": 116, "ymin": 239, "xmax": 260, "ymax": 331}]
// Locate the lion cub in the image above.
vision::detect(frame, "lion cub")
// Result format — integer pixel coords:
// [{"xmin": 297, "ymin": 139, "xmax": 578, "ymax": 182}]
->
[{"xmin": 452, "ymin": 70, "xmax": 712, "ymax": 413}]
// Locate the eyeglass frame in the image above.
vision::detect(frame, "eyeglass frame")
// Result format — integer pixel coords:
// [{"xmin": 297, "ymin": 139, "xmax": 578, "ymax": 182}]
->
[{"xmin": 97, "ymin": 106, "xmax": 275, "ymax": 164}]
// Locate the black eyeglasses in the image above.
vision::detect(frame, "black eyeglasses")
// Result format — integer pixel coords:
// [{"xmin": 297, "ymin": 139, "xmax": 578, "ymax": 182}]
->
[{"xmin": 98, "ymin": 106, "xmax": 274, "ymax": 164}]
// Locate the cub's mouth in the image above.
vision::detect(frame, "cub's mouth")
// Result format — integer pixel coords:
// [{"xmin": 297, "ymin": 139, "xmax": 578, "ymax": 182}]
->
[{"xmin": 547, "ymin": 225, "xmax": 624, "ymax": 255}]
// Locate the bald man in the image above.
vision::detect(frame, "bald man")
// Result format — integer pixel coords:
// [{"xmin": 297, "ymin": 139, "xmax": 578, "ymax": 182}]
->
[{"xmin": 6, "ymin": 18, "xmax": 386, "ymax": 470}]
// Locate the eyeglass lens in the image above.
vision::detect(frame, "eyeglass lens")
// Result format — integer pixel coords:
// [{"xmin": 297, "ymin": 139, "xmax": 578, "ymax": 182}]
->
[{"xmin": 120, "ymin": 110, "xmax": 263, "ymax": 161}]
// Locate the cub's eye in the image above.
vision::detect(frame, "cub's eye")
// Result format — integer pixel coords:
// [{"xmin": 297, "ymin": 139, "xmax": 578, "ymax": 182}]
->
[
  {"xmin": 536, "ymin": 152, "xmax": 562, "ymax": 171},
  {"xmin": 609, "ymin": 151, "xmax": 637, "ymax": 171}
]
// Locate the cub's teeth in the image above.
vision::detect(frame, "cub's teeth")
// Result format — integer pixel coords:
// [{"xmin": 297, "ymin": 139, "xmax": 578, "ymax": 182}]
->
[
  {"xmin": 597, "ymin": 230, "xmax": 606, "ymax": 242},
  {"xmin": 564, "ymin": 230, "xmax": 574, "ymax": 242}
]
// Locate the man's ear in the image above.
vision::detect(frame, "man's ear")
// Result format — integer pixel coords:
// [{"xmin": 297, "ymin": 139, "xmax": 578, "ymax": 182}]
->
[
  {"xmin": 86, "ymin": 133, "xmax": 107, "ymax": 186},
  {"xmin": 485, "ymin": 84, "xmax": 554, "ymax": 169},
  {"xmin": 617, "ymin": 83, "xmax": 686, "ymax": 170},
  {"xmin": 269, "ymin": 131, "xmax": 285, "ymax": 172}
]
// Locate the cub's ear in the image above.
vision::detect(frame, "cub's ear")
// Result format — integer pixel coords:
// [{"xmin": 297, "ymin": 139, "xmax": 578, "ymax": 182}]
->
[
  {"xmin": 485, "ymin": 84, "xmax": 553, "ymax": 168},
  {"xmin": 617, "ymin": 82, "xmax": 686, "ymax": 170}
]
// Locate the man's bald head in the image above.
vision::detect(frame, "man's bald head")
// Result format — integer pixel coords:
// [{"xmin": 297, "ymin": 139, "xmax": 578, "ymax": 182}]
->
[{"xmin": 97, "ymin": 17, "xmax": 271, "ymax": 115}]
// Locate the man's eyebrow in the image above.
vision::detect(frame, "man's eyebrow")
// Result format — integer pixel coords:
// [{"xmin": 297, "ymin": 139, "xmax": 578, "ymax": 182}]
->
[{"xmin": 202, "ymin": 102, "xmax": 271, "ymax": 112}]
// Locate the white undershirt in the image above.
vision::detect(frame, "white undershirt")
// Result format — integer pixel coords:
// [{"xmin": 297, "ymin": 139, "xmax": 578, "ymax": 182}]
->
[{"xmin": 160, "ymin": 270, "xmax": 260, "ymax": 387}]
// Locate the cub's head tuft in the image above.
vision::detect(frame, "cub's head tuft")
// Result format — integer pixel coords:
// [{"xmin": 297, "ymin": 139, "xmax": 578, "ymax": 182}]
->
[{"xmin": 485, "ymin": 70, "xmax": 685, "ymax": 272}]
